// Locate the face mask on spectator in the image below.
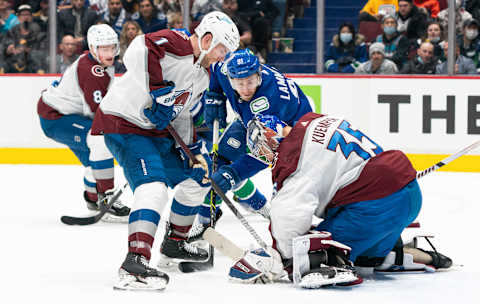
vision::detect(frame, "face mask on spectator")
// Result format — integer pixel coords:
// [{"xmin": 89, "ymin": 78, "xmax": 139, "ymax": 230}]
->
[
  {"xmin": 430, "ymin": 36, "xmax": 440, "ymax": 43},
  {"xmin": 383, "ymin": 26, "xmax": 396, "ymax": 35},
  {"xmin": 340, "ymin": 33, "xmax": 352, "ymax": 44},
  {"xmin": 465, "ymin": 29, "xmax": 478, "ymax": 40},
  {"xmin": 417, "ymin": 56, "xmax": 424, "ymax": 64}
]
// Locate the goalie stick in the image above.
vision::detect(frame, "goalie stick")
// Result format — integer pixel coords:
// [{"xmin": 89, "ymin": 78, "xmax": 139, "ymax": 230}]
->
[
  {"xmin": 60, "ymin": 183, "xmax": 128, "ymax": 225},
  {"xmin": 416, "ymin": 140, "xmax": 480, "ymax": 179}
]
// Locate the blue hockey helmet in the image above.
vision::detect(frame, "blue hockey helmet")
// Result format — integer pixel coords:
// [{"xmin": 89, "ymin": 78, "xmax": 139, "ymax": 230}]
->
[{"xmin": 226, "ymin": 48, "xmax": 261, "ymax": 79}]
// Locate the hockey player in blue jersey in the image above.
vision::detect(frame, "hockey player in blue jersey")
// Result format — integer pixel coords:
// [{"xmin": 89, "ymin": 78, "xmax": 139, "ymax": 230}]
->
[{"xmin": 191, "ymin": 48, "xmax": 313, "ymax": 234}]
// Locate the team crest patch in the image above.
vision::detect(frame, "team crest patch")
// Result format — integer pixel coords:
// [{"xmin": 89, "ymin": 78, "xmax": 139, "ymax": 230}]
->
[
  {"xmin": 91, "ymin": 65, "xmax": 104, "ymax": 77},
  {"xmin": 250, "ymin": 97, "xmax": 270, "ymax": 114},
  {"xmin": 227, "ymin": 137, "xmax": 241, "ymax": 149}
]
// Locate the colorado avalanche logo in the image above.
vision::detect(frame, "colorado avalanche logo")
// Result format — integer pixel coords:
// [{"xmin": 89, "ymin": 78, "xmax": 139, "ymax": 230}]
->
[
  {"xmin": 91, "ymin": 65, "xmax": 104, "ymax": 77},
  {"xmin": 170, "ymin": 90, "xmax": 191, "ymax": 119}
]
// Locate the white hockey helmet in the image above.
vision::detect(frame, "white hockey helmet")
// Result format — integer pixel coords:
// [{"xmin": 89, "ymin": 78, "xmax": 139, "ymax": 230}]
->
[
  {"xmin": 87, "ymin": 24, "xmax": 120, "ymax": 61},
  {"xmin": 194, "ymin": 11, "xmax": 240, "ymax": 64}
]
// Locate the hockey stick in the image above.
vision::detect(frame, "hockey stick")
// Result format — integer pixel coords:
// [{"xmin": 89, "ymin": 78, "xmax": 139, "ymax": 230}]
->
[
  {"xmin": 416, "ymin": 140, "xmax": 480, "ymax": 179},
  {"xmin": 166, "ymin": 125, "xmax": 268, "ymax": 249},
  {"xmin": 176, "ymin": 121, "xmax": 220, "ymax": 273},
  {"xmin": 60, "ymin": 182, "xmax": 128, "ymax": 225}
]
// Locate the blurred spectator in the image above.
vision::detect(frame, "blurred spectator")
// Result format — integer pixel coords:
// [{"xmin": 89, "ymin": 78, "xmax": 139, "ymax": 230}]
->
[
  {"xmin": 355, "ymin": 42, "xmax": 398, "ymax": 74},
  {"xmin": 132, "ymin": 0, "xmax": 167, "ymax": 33},
  {"xmin": 237, "ymin": 0, "xmax": 279, "ymax": 57},
  {"xmin": 161, "ymin": 0, "xmax": 182, "ymax": 14},
  {"xmin": 57, "ymin": 0, "xmax": 73, "ymax": 11},
  {"xmin": 167, "ymin": 10, "xmax": 182, "ymax": 29},
  {"xmin": 399, "ymin": 40, "xmax": 437, "ymax": 73},
  {"xmin": 102, "ymin": 0, "xmax": 131, "ymax": 36},
  {"xmin": 438, "ymin": 0, "xmax": 472, "ymax": 35},
  {"xmin": 413, "ymin": 0, "xmax": 440, "ymax": 18},
  {"xmin": 222, "ymin": 0, "xmax": 253, "ymax": 49},
  {"xmin": 47, "ymin": 34, "xmax": 79, "ymax": 73},
  {"xmin": 12, "ymin": 1, "xmax": 40, "ymax": 12},
  {"xmin": 457, "ymin": 18, "xmax": 480, "ymax": 69},
  {"xmin": 466, "ymin": 0, "xmax": 480, "ymax": 21},
  {"xmin": 375, "ymin": 14, "xmax": 409, "ymax": 69},
  {"xmin": 2, "ymin": 4, "xmax": 43, "ymax": 73},
  {"xmin": 0, "ymin": 0, "xmax": 19, "ymax": 34},
  {"xmin": 396, "ymin": 0, "xmax": 428, "ymax": 41},
  {"xmin": 90, "ymin": 0, "xmax": 109, "ymax": 14},
  {"xmin": 121, "ymin": 0, "xmax": 138, "ymax": 14},
  {"xmin": 191, "ymin": 0, "xmax": 222, "ymax": 21},
  {"xmin": 359, "ymin": 0, "xmax": 398, "ymax": 22},
  {"xmin": 115, "ymin": 20, "xmax": 142, "ymax": 72},
  {"xmin": 436, "ymin": 41, "xmax": 476, "ymax": 74},
  {"xmin": 325, "ymin": 22, "xmax": 367, "ymax": 73},
  {"xmin": 32, "ymin": 0, "xmax": 48, "ymax": 33},
  {"xmin": 423, "ymin": 21, "xmax": 445, "ymax": 59},
  {"xmin": 272, "ymin": 0, "xmax": 286, "ymax": 37},
  {"xmin": 57, "ymin": 0, "xmax": 101, "ymax": 45}
]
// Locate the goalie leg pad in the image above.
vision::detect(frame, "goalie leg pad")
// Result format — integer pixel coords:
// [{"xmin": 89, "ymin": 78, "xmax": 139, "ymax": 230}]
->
[{"xmin": 292, "ymin": 231, "xmax": 361, "ymax": 288}]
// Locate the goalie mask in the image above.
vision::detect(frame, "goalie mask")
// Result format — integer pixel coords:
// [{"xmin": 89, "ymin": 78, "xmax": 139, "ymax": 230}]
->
[
  {"xmin": 194, "ymin": 11, "xmax": 240, "ymax": 66},
  {"xmin": 226, "ymin": 48, "xmax": 262, "ymax": 102},
  {"xmin": 246, "ymin": 114, "xmax": 287, "ymax": 165},
  {"xmin": 87, "ymin": 24, "xmax": 119, "ymax": 65}
]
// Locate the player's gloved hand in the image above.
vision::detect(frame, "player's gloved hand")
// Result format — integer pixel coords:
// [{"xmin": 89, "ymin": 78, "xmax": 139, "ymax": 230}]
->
[
  {"xmin": 177, "ymin": 142, "xmax": 211, "ymax": 187},
  {"xmin": 228, "ymin": 247, "xmax": 284, "ymax": 284},
  {"xmin": 143, "ymin": 82, "xmax": 176, "ymax": 130},
  {"xmin": 203, "ymin": 90, "xmax": 227, "ymax": 129},
  {"xmin": 211, "ymin": 165, "xmax": 240, "ymax": 193}
]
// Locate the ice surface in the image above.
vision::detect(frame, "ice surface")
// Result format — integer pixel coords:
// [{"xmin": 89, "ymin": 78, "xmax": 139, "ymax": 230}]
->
[{"xmin": 0, "ymin": 165, "xmax": 478, "ymax": 303}]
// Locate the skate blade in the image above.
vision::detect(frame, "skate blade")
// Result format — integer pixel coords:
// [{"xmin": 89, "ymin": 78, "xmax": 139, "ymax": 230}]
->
[
  {"xmin": 114, "ymin": 274, "xmax": 167, "ymax": 291},
  {"xmin": 101, "ymin": 213, "xmax": 129, "ymax": 223},
  {"xmin": 157, "ymin": 254, "xmax": 209, "ymax": 270},
  {"xmin": 299, "ymin": 271, "xmax": 360, "ymax": 289}
]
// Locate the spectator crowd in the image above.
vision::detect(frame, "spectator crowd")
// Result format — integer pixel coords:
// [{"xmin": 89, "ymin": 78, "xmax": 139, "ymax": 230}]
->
[
  {"xmin": 0, "ymin": 0, "xmax": 310, "ymax": 73},
  {"xmin": 326, "ymin": 0, "xmax": 480, "ymax": 75}
]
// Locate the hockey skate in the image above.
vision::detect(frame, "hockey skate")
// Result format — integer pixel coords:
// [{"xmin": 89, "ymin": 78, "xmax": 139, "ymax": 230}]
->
[
  {"xmin": 187, "ymin": 209, "xmax": 223, "ymax": 243},
  {"xmin": 158, "ymin": 223, "xmax": 209, "ymax": 269},
  {"xmin": 375, "ymin": 236, "xmax": 452, "ymax": 273},
  {"xmin": 84, "ymin": 190, "xmax": 130, "ymax": 223},
  {"xmin": 114, "ymin": 252, "xmax": 169, "ymax": 291}
]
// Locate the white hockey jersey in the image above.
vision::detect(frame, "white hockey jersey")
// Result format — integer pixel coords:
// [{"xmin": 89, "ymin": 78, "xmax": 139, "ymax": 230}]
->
[
  {"xmin": 91, "ymin": 29, "xmax": 209, "ymax": 145},
  {"xmin": 270, "ymin": 112, "xmax": 416, "ymax": 258},
  {"xmin": 38, "ymin": 54, "xmax": 114, "ymax": 120}
]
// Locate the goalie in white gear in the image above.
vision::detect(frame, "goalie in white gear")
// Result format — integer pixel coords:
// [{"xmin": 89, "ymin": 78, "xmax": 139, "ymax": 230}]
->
[
  {"xmin": 230, "ymin": 113, "xmax": 452, "ymax": 288},
  {"xmin": 37, "ymin": 24, "xmax": 130, "ymax": 222},
  {"xmin": 90, "ymin": 12, "xmax": 240, "ymax": 291}
]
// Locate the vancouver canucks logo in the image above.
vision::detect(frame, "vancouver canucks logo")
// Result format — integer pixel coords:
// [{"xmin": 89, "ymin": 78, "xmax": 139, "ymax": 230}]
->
[{"xmin": 250, "ymin": 97, "xmax": 270, "ymax": 114}]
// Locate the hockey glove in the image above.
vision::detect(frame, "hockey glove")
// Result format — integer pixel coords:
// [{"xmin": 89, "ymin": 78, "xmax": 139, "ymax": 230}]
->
[
  {"xmin": 177, "ymin": 142, "xmax": 212, "ymax": 187},
  {"xmin": 144, "ymin": 82, "xmax": 176, "ymax": 130},
  {"xmin": 211, "ymin": 165, "xmax": 241, "ymax": 194},
  {"xmin": 203, "ymin": 90, "xmax": 227, "ymax": 129},
  {"xmin": 229, "ymin": 247, "xmax": 284, "ymax": 284}
]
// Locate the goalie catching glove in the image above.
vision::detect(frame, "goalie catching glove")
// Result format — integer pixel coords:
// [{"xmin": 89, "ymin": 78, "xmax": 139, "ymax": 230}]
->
[{"xmin": 228, "ymin": 247, "xmax": 285, "ymax": 284}]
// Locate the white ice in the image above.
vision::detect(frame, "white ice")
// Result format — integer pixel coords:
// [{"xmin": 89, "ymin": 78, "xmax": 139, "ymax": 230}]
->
[{"xmin": 0, "ymin": 165, "xmax": 478, "ymax": 303}]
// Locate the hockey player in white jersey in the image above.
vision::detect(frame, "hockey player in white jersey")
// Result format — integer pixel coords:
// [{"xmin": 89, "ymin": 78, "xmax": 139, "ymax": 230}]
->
[
  {"xmin": 37, "ymin": 24, "xmax": 130, "ymax": 222},
  {"xmin": 90, "ymin": 12, "xmax": 240, "ymax": 290},
  {"xmin": 226, "ymin": 113, "xmax": 452, "ymax": 288}
]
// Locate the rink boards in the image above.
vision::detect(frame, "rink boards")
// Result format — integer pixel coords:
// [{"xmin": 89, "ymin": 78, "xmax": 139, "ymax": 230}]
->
[{"xmin": 0, "ymin": 74, "xmax": 478, "ymax": 172}]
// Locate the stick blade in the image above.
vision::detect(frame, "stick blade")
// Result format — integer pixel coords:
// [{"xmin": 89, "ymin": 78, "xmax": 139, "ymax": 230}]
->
[{"xmin": 60, "ymin": 215, "xmax": 97, "ymax": 226}]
